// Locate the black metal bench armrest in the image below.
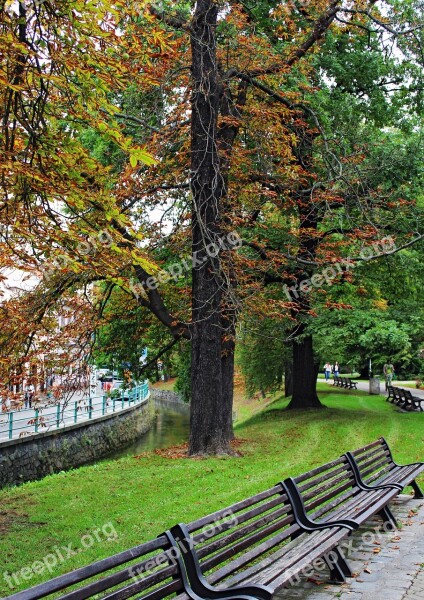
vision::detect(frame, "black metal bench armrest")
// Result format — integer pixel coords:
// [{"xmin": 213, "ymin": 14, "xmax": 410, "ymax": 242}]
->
[
  {"xmin": 344, "ymin": 452, "xmax": 403, "ymax": 491},
  {"xmin": 164, "ymin": 525, "xmax": 273, "ymax": 600},
  {"xmin": 281, "ymin": 479, "xmax": 359, "ymax": 532}
]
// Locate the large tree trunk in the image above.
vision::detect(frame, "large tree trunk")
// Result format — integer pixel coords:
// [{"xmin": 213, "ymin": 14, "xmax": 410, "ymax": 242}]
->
[
  {"xmin": 287, "ymin": 328, "xmax": 323, "ymax": 410},
  {"xmin": 284, "ymin": 359, "xmax": 293, "ymax": 397},
  {"xmin": 221, "ymin": 334, "xmax": 235, "ymax": 441},
  {"xmin": 189, "ymin": 0, "xmax": 231, "ymax": 455}
]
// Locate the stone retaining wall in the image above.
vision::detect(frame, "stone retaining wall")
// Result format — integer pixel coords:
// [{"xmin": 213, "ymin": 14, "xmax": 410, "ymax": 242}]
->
[{"xmin": 0, "ymin": 400, "xmax": 152, "ymax": 489}]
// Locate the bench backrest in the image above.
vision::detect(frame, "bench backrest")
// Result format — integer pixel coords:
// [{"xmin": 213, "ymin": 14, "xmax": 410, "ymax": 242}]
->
[
  {"xmin": 349, "ymin": 438, "xmax": 394, "ymax": 487},
  {"xmin": 181, "ymin": 484, "xmax": 297, "ymax": 587},
  {"xmin": 7, "ymin": 536, "xmax": 184, "ymax": 600},
  {"xmin": 292, "ymin": 456, "xmax": 356, "ymax": 522}
]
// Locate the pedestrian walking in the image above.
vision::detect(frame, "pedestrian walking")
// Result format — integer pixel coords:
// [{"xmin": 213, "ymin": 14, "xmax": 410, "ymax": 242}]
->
[
  {"xmin": 25, "ymin": 383, "xmax": 35, "ymax": 409},
  {"xmin": 334, "ymin": 362, "xmax": 339, "ymax": 377},
  {"xmin": 324, "ymin": 362, "xmax": 332, "ymax": 382},
  {"xmin": 383, "ymin": 361, "xmax": 395, "ymax": 391}
]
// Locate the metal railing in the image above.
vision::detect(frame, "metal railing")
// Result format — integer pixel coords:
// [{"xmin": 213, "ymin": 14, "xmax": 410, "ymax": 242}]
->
[{"xmin": 0, "ymin": 382, "xmax": 149, "ymax": 442}]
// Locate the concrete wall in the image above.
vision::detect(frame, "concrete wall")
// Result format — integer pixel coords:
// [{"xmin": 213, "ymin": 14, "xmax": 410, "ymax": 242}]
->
[{"xmin": 0, "ymin": 400, "xmax": 153, "ymax": 489}]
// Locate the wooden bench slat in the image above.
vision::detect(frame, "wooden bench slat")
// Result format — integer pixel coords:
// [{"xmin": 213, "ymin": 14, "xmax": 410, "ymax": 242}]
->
[
  {"xmin": 297, "ymin": 462, "xmax": 350, "ymax": 494},
  {"xmin": 57, "ymin": 557, "xmax": 178, "ymax": 600},
  {"xmin": 192, "ymin": 492, "xmax": 289, "ymax": 545},
  {"xmin": 353, "ymin": 445, "xmax": 391, "ymax": 466},
  {"xmin": 205, "ymin": 524, "xmax": 300, "ymax": 586},
  {"xmin": 299, "ymin": 467, "xmax": 352, "ymax": 502},
  {"xmin": 6, "ymin": 538, "xmax": 171, "ymax": 600},
  {"xmin": 294, "ymin": 457, "xmax": 345, "ymax": 485},
  {"xmin": 187, "ymin": 486, "xmax": 283, "ymax": 532},
  {"xmin": 196, "ymin": 501, "xmax": 293, "ymax": 561},
  {"xmin": 252, "ymin": 528, "xmax": 347, "ymax": 590},
  {"xmin": 101, "ymin": 578, "xmax": 183, "ymax": 600},
  {"xmin": 199, "ymin": 509, "xmax": 295, "ymax": 574},
  {"xmin": 350, "ymin": 439, "xmax": 384, "ymax": 457}
]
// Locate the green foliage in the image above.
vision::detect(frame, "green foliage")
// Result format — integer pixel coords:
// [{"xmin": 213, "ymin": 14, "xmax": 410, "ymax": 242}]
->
[
  {"xmin": 237, "ymin": 320, "xmax": 288, "ymax": 397},
  {"xmin": 173, "ymin": 341, "xmax": 191, "ymax": 403},
  {"xmin": 312, "ymin": 247, "xmax": 424, "ymax": 378}
]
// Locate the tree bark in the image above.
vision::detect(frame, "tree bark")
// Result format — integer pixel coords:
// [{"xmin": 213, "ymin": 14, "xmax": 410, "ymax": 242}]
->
[
  {"xmin": 288, "ymin": 327, "xmax": 322, "ymax": 409},
  {"xmin": 189, "ymin": 0, "xmax": 231, "ymax": 455},
  {"xmin": 284, "ymin": 359, "xmax": 293, "ymax": 397},
  {"xmin": 221, "ymin": 334, "xmax": 235, "ymax": 441}
]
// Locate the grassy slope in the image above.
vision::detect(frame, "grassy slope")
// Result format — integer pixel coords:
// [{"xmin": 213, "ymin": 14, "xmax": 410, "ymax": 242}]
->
[{"xmin": 0, "ymin": 383, "xmax": 423, "ymax": 594}]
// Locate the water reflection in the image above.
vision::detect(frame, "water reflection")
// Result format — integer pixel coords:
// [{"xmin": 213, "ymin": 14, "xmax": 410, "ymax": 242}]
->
[{"xmin": 108, "ymin": 407, "xmax": 190, "ymax": 459}]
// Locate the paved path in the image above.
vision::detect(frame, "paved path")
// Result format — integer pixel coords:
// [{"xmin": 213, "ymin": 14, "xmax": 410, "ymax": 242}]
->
[
  {"xmin": 325, "ymin": 379, "xmax": 424, "ymax": 399},
  {"xmin": 354, "ymin": 380, "xmax": 424, "ymax": 399},
  {"xmin": 0, "ymin": 384, "xmax": 147, "ymax": 442},
  {"xmin": 275, "ymin": 494, "xmax": 424, "ymax": 600}
]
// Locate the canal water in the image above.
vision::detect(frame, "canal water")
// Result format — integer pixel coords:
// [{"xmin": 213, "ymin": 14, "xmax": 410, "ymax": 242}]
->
[{"xmin": 107, "ymin": 405, "xmax": 190, "ymax": 459}]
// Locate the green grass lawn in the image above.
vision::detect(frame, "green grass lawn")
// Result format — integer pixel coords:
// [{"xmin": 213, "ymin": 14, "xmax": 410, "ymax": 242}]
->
[{"xmin": 0, "ymin": 383, "xmax": 423, "ymax": 595}]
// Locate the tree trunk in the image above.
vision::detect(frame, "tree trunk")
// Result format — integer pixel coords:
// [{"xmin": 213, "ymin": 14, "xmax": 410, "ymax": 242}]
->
[
  {"xmin": 287, "ymin": 329, "xmax": 323, "ymax": 409},
  {"xmin": 189, "ymin": 0, "xmax": 231, "ymax": 455},
  {"xmin": 221, "ymin": 336, "xmax": 235, "ymax": 441},
  {"xmin": 284, "ymin": 359, "xmax": 293, "ymax": 397},
  {"xmin": 359, "ymin": 364, "xmax": 369, "ymax": 379}
]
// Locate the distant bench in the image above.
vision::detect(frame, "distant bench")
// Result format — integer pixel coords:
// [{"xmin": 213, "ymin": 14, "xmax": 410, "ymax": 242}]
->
[
  {"xmin": 333, "ymin": 376, "xmax": 358, "ymax": 390},
  {"xmin": 386, "ymin": 386, "xmax": 424, "ymax": 411},
  {"xmin": 7, "ymin": 438, "xmax": 423, "ymax": 600}
]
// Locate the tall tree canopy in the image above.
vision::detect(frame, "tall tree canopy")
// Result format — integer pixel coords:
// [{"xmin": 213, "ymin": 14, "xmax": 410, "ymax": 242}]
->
[{"xmin": 1, "ymin": 1, "xmax": 423, "ymax": 454}]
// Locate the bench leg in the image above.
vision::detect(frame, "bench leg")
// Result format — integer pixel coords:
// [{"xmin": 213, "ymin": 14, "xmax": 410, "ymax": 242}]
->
[
  {"xmin": 377, "ymin": 505, "xmax": 398, "ymax": 530},
  {"xmin": 333, "ymin": 548, "xmax": 352, "ymax": 577},
  {"xmin": 410, "ymin": 480, "xmax": 424, "ymax": 499},
  {"xmin": 324, "ymin": 548, "xmax": 351, "ymax": 584}
]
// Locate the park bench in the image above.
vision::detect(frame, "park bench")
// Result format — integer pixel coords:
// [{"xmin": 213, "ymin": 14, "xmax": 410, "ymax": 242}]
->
[
  {"xmin": 346, "ymin": 437, "xmax": 424, "ymax": 499},
  {"xmin": 398, "ymin": 389, "xmax": 424, "ymax": 412},
  {"xmin": 8, "ymin": 440, "xmax": 421, "ymax": 600},
  {"xmin": 386, "ymin": 387, "xmax": 424, "ymax": 411},
  {"xmin": 386, "ymin": 385, "xmax": 397, "ymax": 403},
  {"xmin": 169, "ymin": 446, "xmax": 415, "ymax": 594},
  {"xmin": 333, "ymin": 376, "xmax": 357, "ymax": 390},
  {"xmin": 345, "ymin": 378, "xmax": 357, "ymax": 390},
  {"xmin": 167, "ymin": 482, "xmax": 358, "ymax": 597},
  {"xmin": 4, "ymin": 532, "xmax": 277, "ymax": 600},
  {"xmin": 7, "ymin": 482, "xmax": 358, "ymax": 600},
  {"xmin": 282, "ymin": 454, "xmax": 400, "ymax": 542}
]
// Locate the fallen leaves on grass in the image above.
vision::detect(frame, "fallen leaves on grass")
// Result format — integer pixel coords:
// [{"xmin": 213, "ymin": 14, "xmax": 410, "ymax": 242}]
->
[
  {"xmin": 133, "ymin": 439, "xmax": 249, "ymax": 460},
  {"xmin": 0, "ymin": 510, "xmax": 41, "ymax": 535}
]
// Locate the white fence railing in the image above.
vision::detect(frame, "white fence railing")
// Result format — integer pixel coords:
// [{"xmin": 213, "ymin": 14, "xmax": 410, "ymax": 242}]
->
[{"xmin": 0, "ymin": 382, "xmax": 149, "ymax": 442}]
